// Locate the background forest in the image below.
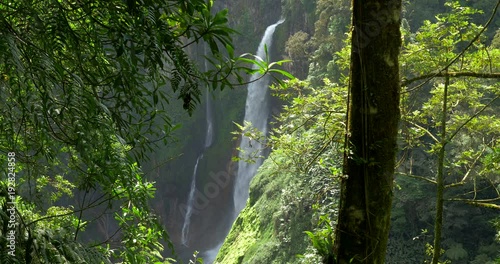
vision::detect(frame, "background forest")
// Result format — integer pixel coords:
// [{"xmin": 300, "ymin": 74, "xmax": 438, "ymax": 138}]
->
[{"xmin": 0, "ymin": 0, "xmax": 499, "ymax": 264}]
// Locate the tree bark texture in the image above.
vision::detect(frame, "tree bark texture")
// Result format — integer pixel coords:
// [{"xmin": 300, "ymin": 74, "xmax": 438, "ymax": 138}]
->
[{"xmin": 334, "ymin": 1, "xmax": 402, "ymax": 263}]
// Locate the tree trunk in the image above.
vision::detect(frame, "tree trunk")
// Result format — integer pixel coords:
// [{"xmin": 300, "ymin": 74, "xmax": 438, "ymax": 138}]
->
[
  {"xmin": 431, "ymin": 74, "xmax": 449, "ymax": 264},
  {"xmin": 333, "ymin": 1, "xmax": 402, "ymax": 263}
]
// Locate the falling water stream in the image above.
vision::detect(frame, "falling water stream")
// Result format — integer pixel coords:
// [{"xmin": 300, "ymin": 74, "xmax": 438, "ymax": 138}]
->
[{"xmin": 233, "ymin": 18, "xmax": 284, "ymax": 214}]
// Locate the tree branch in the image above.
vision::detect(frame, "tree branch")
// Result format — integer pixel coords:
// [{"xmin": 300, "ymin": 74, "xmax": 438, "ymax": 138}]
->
[
  {"xmin": 405, "ymin": 119, "xmax": 440, "ymax": 143},
  {"xmin": 402, "ymin": 71, "xmax": 500, "ymax": 87},
  {"xmin": 446, "ymin": 198, "xmax": 500, "ymax": 210},
  {"xmin": 398, "ymin": 173, "xmax": 437, "ymax": 184}
]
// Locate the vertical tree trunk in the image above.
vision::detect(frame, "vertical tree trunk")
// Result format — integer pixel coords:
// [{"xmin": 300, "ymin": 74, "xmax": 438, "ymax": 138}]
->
[
  {"xmin": 431, "ymin": 74, "xmax": 449, "ymax": 264},
  {"xmin": 334, "ymin": 1, "xmax": 402, "ymax": 263}
]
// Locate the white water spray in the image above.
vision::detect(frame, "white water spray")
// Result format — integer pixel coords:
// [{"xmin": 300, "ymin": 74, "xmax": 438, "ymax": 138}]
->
[{"xmin": 233, "ymin": 19, "xmax": 284, "ymax": 214}]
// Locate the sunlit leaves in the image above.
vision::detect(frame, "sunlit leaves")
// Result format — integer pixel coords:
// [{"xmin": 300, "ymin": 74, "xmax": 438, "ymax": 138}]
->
[
  {"xmin": 231, "ymin": 120, "xmax": 268, "ymax": 164},
  {"xmin": 481, "ymin": 143, "xmax": 500, "ymax": 177},
  {"xmin": 400, "ymin": 1, "xmax": 500, "ymax": 209},
  {"xmin": 401, "ymin": 1, "xmax": 485, "ymax": 76},
  {"xmin": 303, "ymin": 214, "xmax": 336, "ymax": 262},
  {"xmin": 204, "ymin": 46, "xmax": 293, "ymax": 93},
  {"xmin": 268, "ymin": 78, "xmax": 346, "ymax": 175}
]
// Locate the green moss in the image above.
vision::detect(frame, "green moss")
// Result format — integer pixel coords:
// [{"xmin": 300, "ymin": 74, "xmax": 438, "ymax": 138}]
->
[
  {"xmin": 215, "ymin": 151, "xmax": 323, "ymax": 263},
  {"xmin": 216, "ymin": 206, "xmax": 260, "ymax": 263}
]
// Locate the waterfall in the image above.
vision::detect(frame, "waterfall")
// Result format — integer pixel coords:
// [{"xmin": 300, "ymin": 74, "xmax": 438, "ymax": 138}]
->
[
  {"xmin": 233, "ymin": 19, "xmax": 284, "ymax": 214},
  {"xmin": 181, "ymin": 155, "xmax": 202, "ymax": 245},
  {"xmin": 181, "ymin": 43, "xmax": 214, "ymax": 246}
]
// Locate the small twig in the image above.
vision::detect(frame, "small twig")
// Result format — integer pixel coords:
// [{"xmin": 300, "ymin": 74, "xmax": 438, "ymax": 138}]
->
[
  {"xmin": 460, "ymin": 146, "xmax": 487, "ymax": 182},
  {"xmin": 405, "ymin": 120, "xmax": 440, "ymax": 143},
  {"xmin": 398, "ymin": 173, "xmax": 437, "ymax": 184}
]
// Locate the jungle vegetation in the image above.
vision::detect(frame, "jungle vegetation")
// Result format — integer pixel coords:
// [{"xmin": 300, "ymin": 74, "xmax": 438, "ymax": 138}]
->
[{"xmin": 0, "ymin": 0, "xmax": 499, "ymax": 263}]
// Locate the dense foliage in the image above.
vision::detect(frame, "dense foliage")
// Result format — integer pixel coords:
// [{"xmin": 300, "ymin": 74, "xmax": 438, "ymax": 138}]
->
[
  {"xmin": 2, "ymin": 0, "xmax": 499, "ymax": 263},
  {"xmin": 397, "ymin": 2, "xmax": 500, "ymax": 263},
  {"xmin": 217, "ymin": 78, "xmax": 344, "ymax": 263},
  {"xmin": 0, "ymin": 0, "xmax": 289, "ymax": 263}
]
